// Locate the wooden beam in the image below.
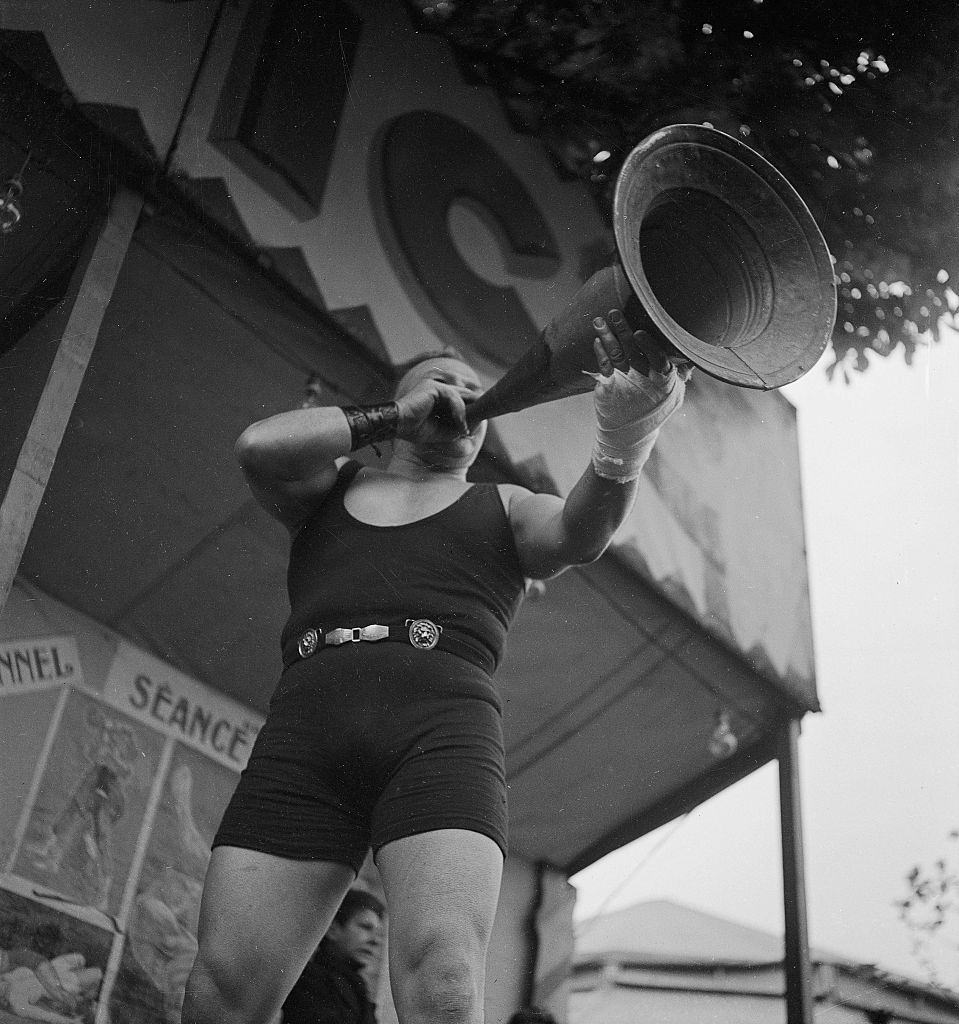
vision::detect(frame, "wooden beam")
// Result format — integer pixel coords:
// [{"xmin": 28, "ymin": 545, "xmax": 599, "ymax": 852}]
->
[
  {"xmin": 779, "ymin": 716, "xmax": 815, "ymax": 1024},
  {"xmin": 0, "ymin": 188, "xmax": 142, "ymax": 613}
]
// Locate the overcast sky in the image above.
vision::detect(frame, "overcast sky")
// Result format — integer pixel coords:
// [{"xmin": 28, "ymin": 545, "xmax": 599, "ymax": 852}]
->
[{"xmin": 571, "ymin": 325, "xmax": 959, "ymax": 988}]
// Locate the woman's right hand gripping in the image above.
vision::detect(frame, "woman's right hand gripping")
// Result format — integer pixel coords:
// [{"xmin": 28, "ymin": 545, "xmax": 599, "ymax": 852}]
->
[{"xmin": 395, "ymin": 378, "xmax": 473, "ymax": 446}]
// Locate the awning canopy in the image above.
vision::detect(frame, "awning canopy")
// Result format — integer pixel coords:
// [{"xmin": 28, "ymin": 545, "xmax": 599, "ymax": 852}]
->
[{"xmin": 6, "ymin": 206, "xmax": 801, "ymax": 874}]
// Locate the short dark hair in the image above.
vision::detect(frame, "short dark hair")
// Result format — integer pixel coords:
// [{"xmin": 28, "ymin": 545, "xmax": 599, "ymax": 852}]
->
[
  {"xmin": 334, "ymin": 888, "xmax": 385, "ymax": 925},
  {"xmin": 507, "ymin": 1009, "xmax": 557, "ymax": 1024}
]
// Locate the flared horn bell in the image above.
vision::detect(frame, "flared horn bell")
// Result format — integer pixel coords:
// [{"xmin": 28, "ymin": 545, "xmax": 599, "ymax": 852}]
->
[
  {"xmin": 466, "ymin": 124, "xmax": 836, "ymax": 425},
  {"xmin": 615, "ymin": 123, "xmax": 836, "ymax": 388}
]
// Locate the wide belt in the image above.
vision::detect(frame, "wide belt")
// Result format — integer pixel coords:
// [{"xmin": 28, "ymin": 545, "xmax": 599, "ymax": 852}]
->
[{"xmin": 282, "ymin": 617, "xmax": 490, "ymax": 672}]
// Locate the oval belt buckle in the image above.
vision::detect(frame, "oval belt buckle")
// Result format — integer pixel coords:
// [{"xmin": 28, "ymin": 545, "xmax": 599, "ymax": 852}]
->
[
  {"xmin": 406, "ymin": 618, "xmax": 442, "ymax": 651},
  {"xmin": 298, "ymin": 628, "xmax": 320, "ymax": 659}
]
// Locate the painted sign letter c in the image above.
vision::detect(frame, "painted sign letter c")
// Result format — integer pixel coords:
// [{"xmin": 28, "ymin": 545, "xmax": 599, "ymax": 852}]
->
[{"xmin": 374, "ymin": 111, "xmax": 560, "ymax": 366}]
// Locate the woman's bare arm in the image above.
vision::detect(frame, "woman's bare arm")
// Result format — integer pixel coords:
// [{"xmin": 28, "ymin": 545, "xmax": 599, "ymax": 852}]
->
[
  {"xmin": 234, "ymin": 376, "xmax": 472, "ymax": 531},
  {"xmin": 505, "ymin": 311, "xmax": 687, "ymax": 579}
]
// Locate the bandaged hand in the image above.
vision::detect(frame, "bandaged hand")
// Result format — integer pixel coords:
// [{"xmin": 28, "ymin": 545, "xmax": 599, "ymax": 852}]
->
[{"xmin": 587, "ymin": 311, "xmax": 688, "ymax": 482}]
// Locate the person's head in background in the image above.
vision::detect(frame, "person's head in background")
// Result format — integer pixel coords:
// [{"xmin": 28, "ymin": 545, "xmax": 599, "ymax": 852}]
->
[
  {"xmin": 326, "ymin": 889, "xmax": 385, "ymax": 970},
  {"xmin": 506, "ymin": 1007, "xmax": 557, "ymax": 1024}
]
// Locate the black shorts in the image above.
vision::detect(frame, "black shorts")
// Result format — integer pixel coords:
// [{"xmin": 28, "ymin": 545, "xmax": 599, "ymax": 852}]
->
[{"xmin": 213, "ymin": 645, "xmax": 507, "ymax": 872}]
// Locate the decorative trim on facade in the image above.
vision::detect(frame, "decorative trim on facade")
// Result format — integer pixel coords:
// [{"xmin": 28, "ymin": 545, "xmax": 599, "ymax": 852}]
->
[{"xmin": 208, "ymin": 0, "xmax": 362, "ymax": 221}]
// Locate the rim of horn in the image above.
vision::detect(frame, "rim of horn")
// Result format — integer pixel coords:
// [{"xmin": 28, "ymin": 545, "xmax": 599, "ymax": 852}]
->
[{"xmin": 613, "ymin": 124, "xmax": 837, "ymax": 389}]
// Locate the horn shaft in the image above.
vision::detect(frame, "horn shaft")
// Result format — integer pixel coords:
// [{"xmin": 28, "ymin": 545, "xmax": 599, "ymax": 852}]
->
[
  {"xmin": 465, "ymin": 266, "xmax": 642, "ymax": 426},
  {"xmin": 464, "ymin": 265, "xmax": 672, "ymax": 428}
]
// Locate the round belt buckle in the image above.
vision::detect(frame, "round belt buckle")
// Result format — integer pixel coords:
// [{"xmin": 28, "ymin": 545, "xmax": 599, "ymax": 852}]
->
[
  {"xmin": 407, "ymin": 618, "xmax": 442, "ymax": 651},
  {"xmin": 298, "ymin": 628, "xmax": 320, "ymax": 659}
]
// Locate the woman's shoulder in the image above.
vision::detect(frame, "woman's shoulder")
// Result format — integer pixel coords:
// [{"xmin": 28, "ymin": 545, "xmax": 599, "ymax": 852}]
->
[{"xmin": 495, "ymin": 481, "xmax": 535, "ymax": 514}]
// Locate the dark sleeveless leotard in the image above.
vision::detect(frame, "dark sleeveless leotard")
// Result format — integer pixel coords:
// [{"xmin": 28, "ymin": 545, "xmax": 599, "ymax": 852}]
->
[{"xmin": 214, "ymin": 461, "xmax": 526, "ymax": 868}]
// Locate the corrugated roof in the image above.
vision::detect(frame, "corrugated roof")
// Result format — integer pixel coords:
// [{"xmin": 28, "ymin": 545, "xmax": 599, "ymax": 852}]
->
[
  {"xmin": 574, "ymin": 899, "xmax": 959, "ymax": 1010},
  {"xmin": 575, "ymin": 898, "xmax": 785, "ymax": 965}
]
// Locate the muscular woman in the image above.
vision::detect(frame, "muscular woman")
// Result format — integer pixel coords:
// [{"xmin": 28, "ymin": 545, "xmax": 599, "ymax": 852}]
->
[{"xmin": 181, "ymin": 310, "xmax": 686, "ymax": 1024}]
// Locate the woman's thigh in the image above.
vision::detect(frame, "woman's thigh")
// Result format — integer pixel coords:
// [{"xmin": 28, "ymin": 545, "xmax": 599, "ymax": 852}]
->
[
  {"xmin": 189, "ymin": 845, "xmax": 355, "ymax": 1017},
  {"xmin": 376, "ymin": 828, "xmax": 503, "ymax": 976}
]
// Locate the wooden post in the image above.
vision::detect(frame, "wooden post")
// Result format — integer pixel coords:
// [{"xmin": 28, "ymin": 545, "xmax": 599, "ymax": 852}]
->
[
  {"xmin": 778, "ymin": 716, "xmax": 815, "ymax": 1024},
  {"xmin": 0, "ymin": 188, "xmax": 142, "ymax": 613}
]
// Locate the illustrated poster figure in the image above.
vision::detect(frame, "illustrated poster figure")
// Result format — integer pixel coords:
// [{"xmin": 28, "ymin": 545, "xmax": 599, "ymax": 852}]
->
[{"xmin": 29, "ymin": 707, "xmax": 140, "ymax": 911}]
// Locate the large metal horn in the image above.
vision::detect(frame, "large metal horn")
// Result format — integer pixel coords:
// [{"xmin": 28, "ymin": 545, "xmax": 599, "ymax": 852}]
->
[{"xmin": 465, "ymin": 124, "xmax": 836, "ymax": 426}]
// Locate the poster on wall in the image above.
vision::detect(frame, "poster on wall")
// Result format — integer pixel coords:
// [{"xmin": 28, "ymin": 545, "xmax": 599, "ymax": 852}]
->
[
  {"xmin": 0, "ymin": 598, "xmax": 265, "ymax": 1024},
  {"xmin": 9, "ymin": 688, "xmax": 162, "ymax": 921},
  {"xmin": 10, "ymin": 689, "xmax": 164, "ymax": 918},
  {"xmin": 107, "ymin": 745, "xmax": 238, "ymax": 1024},
  {"xmin": 0, "ymin": 639, "xmax": 74, "ymax": 870},
  {"xmin": 0, "ymin": 887, "xmax": 112, "ymax": 1024}
]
